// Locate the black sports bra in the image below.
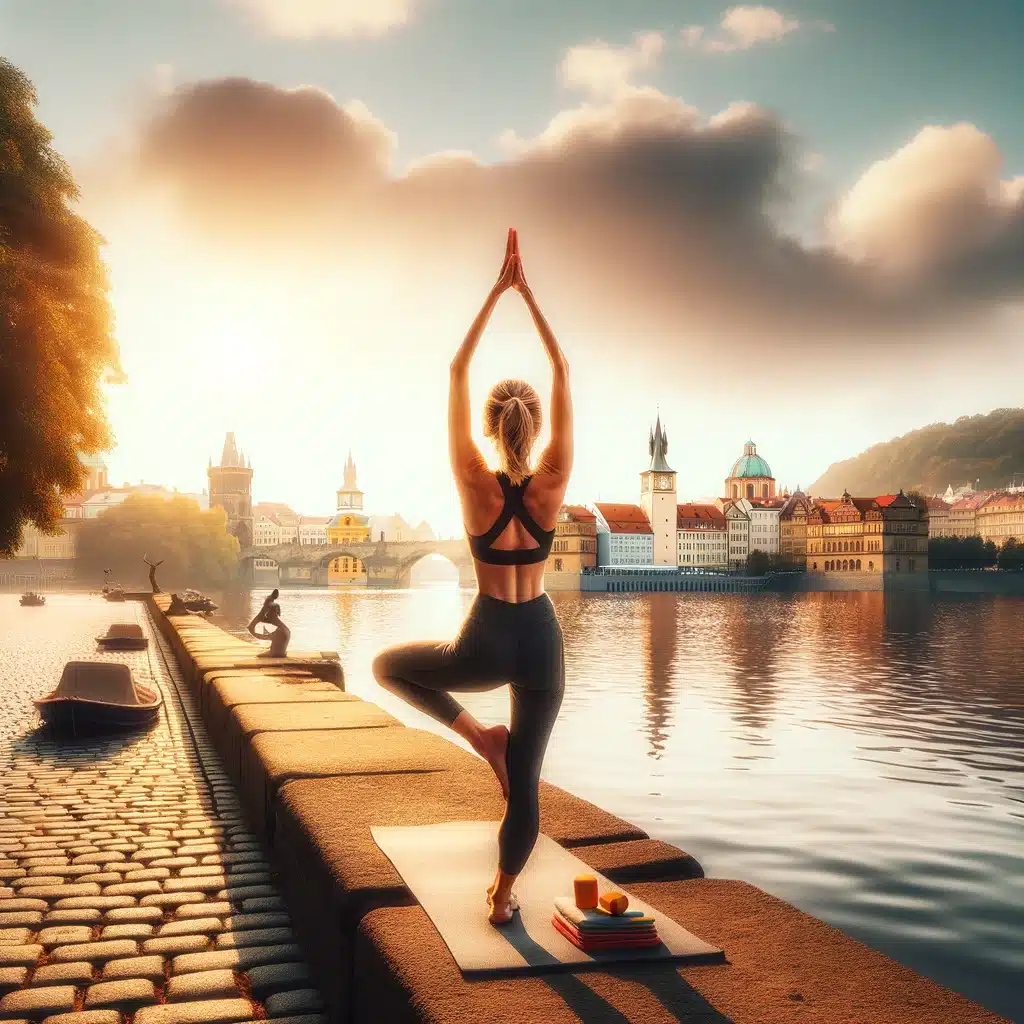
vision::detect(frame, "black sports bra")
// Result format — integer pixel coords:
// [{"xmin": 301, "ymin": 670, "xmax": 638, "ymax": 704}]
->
[{"xmin": 468, "ymin": 473, "xmax": 556, "ymax": 566}]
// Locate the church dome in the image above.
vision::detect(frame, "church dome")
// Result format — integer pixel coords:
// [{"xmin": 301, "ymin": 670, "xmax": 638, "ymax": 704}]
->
[{"xmin": 729, "ymin": 441, "xmax": 772, "ymax": 479}]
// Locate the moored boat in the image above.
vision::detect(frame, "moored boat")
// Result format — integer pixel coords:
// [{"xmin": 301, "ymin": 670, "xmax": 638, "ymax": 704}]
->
[
  {"xmin": 104, "ymin": 586, "xmax": 126, "ymax": 602},
  {"xmin": 20, "ymin": 593, "xmax": 45, "ymax": 606},
  {"xmin": 96, "ymin": 623, "xmax": 149, "ymax": 650},
  {"xmin": 35, "ymin": 661, "xmax": 162, "ymax": 733}
]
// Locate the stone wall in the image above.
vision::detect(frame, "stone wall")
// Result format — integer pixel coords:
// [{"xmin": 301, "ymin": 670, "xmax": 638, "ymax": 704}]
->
[{"xmin": 149, "ymin": 594, "xmax": 1006, "ymax": 1024}]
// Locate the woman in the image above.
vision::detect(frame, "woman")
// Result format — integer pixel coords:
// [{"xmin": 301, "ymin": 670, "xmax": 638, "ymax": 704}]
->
[
  {"xmin": 247, "ymin": 589, "xmax": 291, "ymax": 658},
  {"xmin": 373, "ymin": 229, "xmax": 573, "ymax": 926}
]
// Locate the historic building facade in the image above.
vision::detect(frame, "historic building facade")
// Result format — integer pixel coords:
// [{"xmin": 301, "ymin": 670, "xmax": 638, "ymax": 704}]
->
[
  {"xmin": 778, "ymin": 490, "xmax": 814, "ymax": 562},
  {"xmin": 336, "ymin": 451, "xmax": 364, "ymax": 512},
  {"xmin": 593, "ymin": 504, "xmax": 654, "ymax": 566},
  {"xmin": 208, "ymin": 432, "xmax": 254, "ymax": 550},
  {"xmin": 676, "ymin": 504, "xmax": 727, "ymax": 568},
  {"xmin": 547, "ymin": 506, "xmax": 598, "ymax": 575},
  {"xmin": 725, "ymin": 441, "xmax": 776, "ymax": 502},
  {"xmin": 640, "ymin": 417, "xmax": 677, "ymax": 565},
  {"xmin": 722, "ymin": 499, "xmax": 751, "ymax": 569},
  {"xmin": 975, "ymin": 492, "xmax": 1024, "ymax": 547},
  {"xmin": 805, "ymin": 491, "xmax": 928, "ymax": 576},
  {"xmin": 926, "ymin": 497, "xmax": 952, "ymax": 538}
]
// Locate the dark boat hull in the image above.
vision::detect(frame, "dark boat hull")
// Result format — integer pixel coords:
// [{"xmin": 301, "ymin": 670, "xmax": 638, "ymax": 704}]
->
[
  {"xmin": 95, "ymin": 638, "xmax": 150, "ymax": 651},
  {"xmin": 35, "ymin": 696, "xmax": 162, "ymax": 733}
]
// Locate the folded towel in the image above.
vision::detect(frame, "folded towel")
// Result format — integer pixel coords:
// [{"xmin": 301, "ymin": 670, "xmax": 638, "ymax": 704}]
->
[
  {"xmin": 552, "ymin": 914, "xmax": 662, "ymax": 951},
  {"xmin": 554, "ymin": 896, "xmax": 654, "ymax": 929},
  {"xmin": 553, "ymin": 914, "xmax": 658, "ymax": 943}
]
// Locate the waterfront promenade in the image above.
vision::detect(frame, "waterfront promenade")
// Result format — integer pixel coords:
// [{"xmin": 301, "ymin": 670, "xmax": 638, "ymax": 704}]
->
[
  {"xmin": 1, "ymin": 594, "xmax": 1010, "ymax": 1023},
  {"xmin": 0, "ymin": 595, "xmax": 325, "ymax": 1022}
]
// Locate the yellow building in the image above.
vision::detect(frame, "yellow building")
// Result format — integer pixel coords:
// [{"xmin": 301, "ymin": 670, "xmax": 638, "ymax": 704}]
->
[
  {"xmin": 805, "ymin": 491, "xmax": 929, "ymax": 576},
  {"xmin": 778, "ymin": 490, "xmax": 813, "ymax": 563},
  {"xmin": 325, "ymin": 512, "xmax": 371, "ymax": 585},
  {"xmin": 975, "ymin": 492, "xmax": 1024, "ymax": 547},
  {"xmin": 546, "ymin": 505, "xmax": 597, "ymax": 581}
]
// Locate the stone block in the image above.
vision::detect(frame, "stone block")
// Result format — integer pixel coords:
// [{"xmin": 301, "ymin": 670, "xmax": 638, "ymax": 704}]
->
[
  {"xmin": 83, "ymin": 978, "xmax": 158, "ymax": 1011},
  {"xmin": 241, "ymin": 727, "xmax": 477, "ymax": 841},
  {"xmin": 30, "ymin": 963, "xmax": 93, "ymax": 987},
  {"xmin": 205, "ymin": 675, "xmax": 351, "ymax": 740},
  {"xmin": 353, "ymin": 878, "xmax": 1008, "ymax": 1024},
  {"xmin": 572, "ymin": 838, "xmax": 704, "ymax": 883},
  {"xmin": 40, "ymin": 1012, "xmax": 121, "ymax": 1024},
  {"xmin": 0, "ymin": 985, "xmax": 76, "ymax": 1019},
  {"xmin": 101, "ymin": 956, "xmax": 166, "ymax": 984},
  {"xmin": 165, "ymin": 969, "xmax": 240, "ymax": 1002},
  {"xmin": 133, "ymin": 998, "xmax": 255, "ymax": 1024},
  {"xmin": 244, "ymin": 962, "xmax": 314, "ymax": 999},
  {"xmin": 171, "ymin": 944, "xmax": 304, "ymax": 976},
  {"xmin": 263, "ymin": 990, "xmax": 325, "ymax": 1017}
]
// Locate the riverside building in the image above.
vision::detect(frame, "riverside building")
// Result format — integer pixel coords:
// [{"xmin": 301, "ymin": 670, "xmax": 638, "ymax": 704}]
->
[{"xmin": 593, "ymin": 504, "xmax": 655, "ymax": 566}]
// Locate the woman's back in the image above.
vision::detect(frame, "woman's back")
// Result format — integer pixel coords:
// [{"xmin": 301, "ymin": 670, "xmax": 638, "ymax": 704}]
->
[{"xmin": 463, "ymin": 468, "xmax": 568, "ymax": 603}]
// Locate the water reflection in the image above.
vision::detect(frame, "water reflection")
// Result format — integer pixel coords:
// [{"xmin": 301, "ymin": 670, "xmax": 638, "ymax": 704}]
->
[{"xmin": 215, "ymin": 587, "xmax": 1024, "ymax": 1020}]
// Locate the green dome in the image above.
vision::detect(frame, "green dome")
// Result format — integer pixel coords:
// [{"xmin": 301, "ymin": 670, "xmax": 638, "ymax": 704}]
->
[{"xmin": 729, "ymin": 442, "xmax": 772, "ymax": 479}]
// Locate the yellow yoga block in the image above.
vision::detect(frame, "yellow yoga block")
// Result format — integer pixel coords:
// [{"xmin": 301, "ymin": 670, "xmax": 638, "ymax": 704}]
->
[{"xmin": 573, "ymin": 874, "xmax": 598, "ymax": 910}]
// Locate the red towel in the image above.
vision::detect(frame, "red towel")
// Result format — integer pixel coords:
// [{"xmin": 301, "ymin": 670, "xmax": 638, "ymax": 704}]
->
[
  {"xmin": 553, "ymin": 908, "xmax": 658, "ymax": 940},
  {"xmin": 552, "ymin": 914, "xmax": 661, "ymax": 951}
]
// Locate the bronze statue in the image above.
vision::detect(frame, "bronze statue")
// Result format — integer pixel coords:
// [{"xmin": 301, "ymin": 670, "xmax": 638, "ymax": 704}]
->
[
  {"xmin": 143, "ymin": 554, "xmax": 164, "ymax": 594},
  {"xmin": 247, "ymin": 589, "xmax": 290, "ymax": 658}
]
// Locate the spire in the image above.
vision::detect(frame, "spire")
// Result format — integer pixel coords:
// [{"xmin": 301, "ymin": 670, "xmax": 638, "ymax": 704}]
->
[
  {"xmin": 343, "ymin": 450, "xmax": 358, "ymax": 490},
  {"xmin": 648, "ymin": 414, "xmax": 673, "ymax": 473},
  {"xmin": 220, "ymin": 432, "xmax": 241, "ymax": 468}
]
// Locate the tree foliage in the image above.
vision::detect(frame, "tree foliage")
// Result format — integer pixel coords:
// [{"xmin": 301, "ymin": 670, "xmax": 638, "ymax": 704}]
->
[
  {"xmin": 928, "ymin": 536, "xmax": 998, "ymax": 570},
  {"xmin": 746, "ymin": 549, "xmax": 771, "ymax": 576},
  {"xmin": 0, "ymin": 58, "xmax": 120, "ymax": 555},
  {"xmin": 997, "ymin": 537, "xmax": 1024, "ymax": 572},
  {"xmin": 75, "ymin": 494, "xmax": 240, "ymax": 587},
  {"xmin": 808, "ymin": 409, "xmax": 1024, "ymax": 498}
]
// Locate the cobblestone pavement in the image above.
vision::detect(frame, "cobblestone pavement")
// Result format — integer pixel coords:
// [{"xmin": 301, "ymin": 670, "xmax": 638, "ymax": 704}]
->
[{"xmin": 0, "ymin": 595, "xmax": 327, "ymax": 1023}]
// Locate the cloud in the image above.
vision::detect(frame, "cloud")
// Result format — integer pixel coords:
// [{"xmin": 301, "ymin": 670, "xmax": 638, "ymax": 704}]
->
[
  {"xmin": 95, "ymin": 75, "xmax": 1024, "ymax": 368},
  {"xmin": 560, "ymin": 32, "xmax": 665, "ymax": 98},
  {"xmin": 683, "ymin": 5, "xmax": 805, "ymax": 54},
  {"xmin": 223, "ymin": 0, "xmax": 415, "ymax": 38}
]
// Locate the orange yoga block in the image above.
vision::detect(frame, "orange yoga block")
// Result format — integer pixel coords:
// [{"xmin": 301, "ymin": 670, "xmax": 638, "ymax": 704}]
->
[
  {"xmin": 599, "ymin": 891, "xmax": 629, "ymax": 916},
  {"xmin": 573, "ymin": 875, "xmax": 599, "ymax": 910}
]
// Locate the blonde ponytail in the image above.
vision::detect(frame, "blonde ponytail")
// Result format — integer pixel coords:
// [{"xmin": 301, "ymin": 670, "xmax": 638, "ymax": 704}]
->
[{"xmin": 484, "ymin": 379, "xmax": 542, "ymax": 485}]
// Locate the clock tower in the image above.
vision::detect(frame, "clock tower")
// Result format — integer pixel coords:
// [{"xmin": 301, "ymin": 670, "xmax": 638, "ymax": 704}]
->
[{"xmin": 640, "ymin": 415, "xmax": 677, "ymax": 565}]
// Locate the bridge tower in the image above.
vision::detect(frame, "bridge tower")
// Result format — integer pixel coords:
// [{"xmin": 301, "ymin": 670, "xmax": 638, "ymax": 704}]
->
[
  {"xmin": 336, "ymin": 451, "xmax": 364, "ymax": 512},
  {"xmin": 208, "ymin": 432, "xmax": 254, "ymax": 550}
]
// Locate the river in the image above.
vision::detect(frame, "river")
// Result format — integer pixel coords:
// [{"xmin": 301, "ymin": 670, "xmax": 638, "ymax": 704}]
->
[{"xmin": 216, "ymin": 586, "xmax": 1024, "ymax": 1021}]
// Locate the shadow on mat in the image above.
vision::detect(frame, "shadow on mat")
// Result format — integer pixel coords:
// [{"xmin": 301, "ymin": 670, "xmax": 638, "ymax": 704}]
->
[{"xmin": 476, "ymin": 924, "xmax": 733, "ymax": 1023}]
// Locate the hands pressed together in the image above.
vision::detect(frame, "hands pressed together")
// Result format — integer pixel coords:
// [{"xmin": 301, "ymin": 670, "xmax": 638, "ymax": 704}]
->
[{"xmin": 493, "ymin": 228, "xmax": 529, "ymax": 298}]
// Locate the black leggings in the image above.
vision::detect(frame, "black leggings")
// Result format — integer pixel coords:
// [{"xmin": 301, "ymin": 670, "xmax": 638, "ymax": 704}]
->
[{"xmin": 372, "ymin": 593, "xmax": 564, "ymax": 876}]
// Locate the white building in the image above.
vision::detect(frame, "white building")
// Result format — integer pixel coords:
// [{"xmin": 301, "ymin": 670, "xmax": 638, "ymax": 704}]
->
[
  {"xmin": 676, "ymin": 504, "xmax": 729, "ymax": 568},
  {"xmin": 723, "ymin": 499, "xmax": 751, "ymax": 569},
  {"xmin": 298, "ymin": 517, "xmax": 330, "ymax": 546},
  {"xmin": 747, "ymin": 501, "xmax": 782, "ymax": 556},
  {"xmin": 592, "ymin": 504, "xmax": 654, "ymax": 565}
]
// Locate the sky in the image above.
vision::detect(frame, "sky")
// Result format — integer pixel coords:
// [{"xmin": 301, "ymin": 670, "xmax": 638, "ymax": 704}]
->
[{"xmin": 4, "ymin": 0, "xmax": 1024, "ymax": 536}]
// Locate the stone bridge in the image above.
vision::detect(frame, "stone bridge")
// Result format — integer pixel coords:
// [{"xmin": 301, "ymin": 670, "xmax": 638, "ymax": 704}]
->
[{"xmin": 239, "ymin": 539, "xmax": 476, "ymax": 588}]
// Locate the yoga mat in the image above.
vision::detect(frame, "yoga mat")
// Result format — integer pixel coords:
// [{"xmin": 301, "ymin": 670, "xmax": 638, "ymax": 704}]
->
[{"xmin": 371, "ymin": 820, "xmax": 723, "ymax": 976}]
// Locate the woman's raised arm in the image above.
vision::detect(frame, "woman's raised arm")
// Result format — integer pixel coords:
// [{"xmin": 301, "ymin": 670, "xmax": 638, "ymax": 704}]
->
[
  {"xmin": 449, "ymin": 230, "xmax": 517, "ymax": 479},
  {"xmin": 513, "ymin": 251, "xmax": 573, "ymax": 480}
]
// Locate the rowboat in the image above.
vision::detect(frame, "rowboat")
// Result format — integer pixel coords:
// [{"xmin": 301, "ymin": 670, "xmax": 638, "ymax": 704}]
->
[
  {"xmin": 96, "ymin": 623, "xmax": 149, "ymax": 651},
  {"xmin": 20, "ymin": 593, "xmax": 45, "ymax": 606},
  {"xmin": 35, "ymin": 661, "xmax": 162, "ymax": 733}
]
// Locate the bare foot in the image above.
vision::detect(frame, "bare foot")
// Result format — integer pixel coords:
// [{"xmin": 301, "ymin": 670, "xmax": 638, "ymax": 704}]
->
[
  {"xmin": 476, "ymin": 725, "xmax": 510, "ymax": 800},
  {"xmin": 488, "ymin": 892, "xmax": 519, "ymax": 926}
]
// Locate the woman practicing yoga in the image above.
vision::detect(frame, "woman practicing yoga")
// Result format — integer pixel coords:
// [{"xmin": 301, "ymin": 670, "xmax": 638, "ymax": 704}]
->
[{"xmin": 373, "ymin": 228, "xmax": 572, "ymax": 926}]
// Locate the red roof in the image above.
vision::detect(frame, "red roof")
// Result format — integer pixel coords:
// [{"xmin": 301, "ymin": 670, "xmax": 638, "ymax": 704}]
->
[
  {"xmin": 677, "ymin": 503, "xmax": 726, "ymax": 529},
  {"xmin": 595, "ymin": 503, "xmax": 652, "ymax": 534},
  {"xmin": 562, "ymin": 505, "xmax": 597, "ymax": 523},
  {"xmin": 926, "ymin": 497, "xmax": 950, "ymax": 510},
  {"xmin": 874, "ymin": 495, "xmax": 899, "ymax": 507}
]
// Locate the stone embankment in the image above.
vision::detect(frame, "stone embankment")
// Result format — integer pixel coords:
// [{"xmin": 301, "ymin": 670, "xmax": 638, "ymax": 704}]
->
[{"xmin": 142, "ymin": 593, "xmax": 1006, "ymax": 1024}]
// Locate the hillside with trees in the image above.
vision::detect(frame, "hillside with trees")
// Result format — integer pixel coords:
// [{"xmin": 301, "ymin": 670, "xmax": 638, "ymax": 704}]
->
[{"xmin": 808, "ymin": 408, "xmax": 1024, "ymax": 498}]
